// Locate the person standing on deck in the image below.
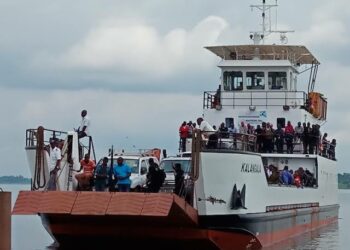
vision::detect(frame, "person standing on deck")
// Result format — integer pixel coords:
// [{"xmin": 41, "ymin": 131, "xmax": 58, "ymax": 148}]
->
[
  {"xmin": 294, "ymin": 122, "xmax": 304, "ymax": 143},
  {"xmin": 285, "ymin": 121, "xmax": 295, "ymax": 154},
  {"xmin": 274, "ymin": 124, "xmax": 284, "ymax": 153},
  {"xmin": 47, "ymin": 138, "xmax": 62, "ymax": 191},
  {"xmin": 77, "ymin": 110, "xmax": 90, "ymax": 139},
  {"xmin": 173, "ymin": 163, "xmax": 184, "ymax": 196},
  {"xmin": 146, "ymin": 158, "xmax": 164, "ymax": 193},
  {"xmin": 113, "ymin": 157, "xmax": 132, "ymax": 192},
  {"xmin": 302, "ymin": 122, "xmax": 310, "ymax": 154},
  {"xmin": 196, "ymin": 117, "xmax": 217, "ymax": 149},
  {"xmin": 94, "ymin": 157, "xmax": 109, "ymax": 192},
  {"xmin": 179, "ymin": 121, "xmax": 189, "ymax": 152}
]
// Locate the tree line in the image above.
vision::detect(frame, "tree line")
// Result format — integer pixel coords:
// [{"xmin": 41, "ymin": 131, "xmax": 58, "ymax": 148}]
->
[
  {"xmin": 0, "ymin": 175, "xmax": 31, "ymax": 184},
  {"xmin": 338, "ymin": 173, "xmax": 350, "ymax": 189}
]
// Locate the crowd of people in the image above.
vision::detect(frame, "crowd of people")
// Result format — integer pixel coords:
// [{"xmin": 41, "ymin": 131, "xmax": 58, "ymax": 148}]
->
[
  {"xmin": 179, "ymin": 118, "xmax": 337, "ymax": 160},
  {"xmin": 266, "ymin": 165, "xmax": 317, "ymax": 188},
  {"xmin": 72, "ymin": 156, "xmax": 167, "ymax": 192}
]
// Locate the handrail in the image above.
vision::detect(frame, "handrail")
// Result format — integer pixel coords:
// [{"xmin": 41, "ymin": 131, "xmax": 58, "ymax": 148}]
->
[
  {"xmin": 191, "ymin": 130, "xmax": 201, "ymax": 181},
  {"xmin": 26, "ymin": 128, "xmax": 67, "ymax": 147},
  {"xmin": 203, "ymin": 90, "xmax": 307, "ymax": 109}
]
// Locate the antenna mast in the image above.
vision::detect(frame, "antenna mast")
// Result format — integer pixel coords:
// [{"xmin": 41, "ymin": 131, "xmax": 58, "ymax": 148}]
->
[{"xmin": 249, "ymin": 0, "xmax": 294, "ymax": 45}]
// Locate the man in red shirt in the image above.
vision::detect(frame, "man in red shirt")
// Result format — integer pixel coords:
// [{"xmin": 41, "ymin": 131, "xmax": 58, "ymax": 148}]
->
[
  {"xmin": 179, "ymin": 121, "xmax": 189, "ymax": 152},
  {"xmin": 285, "ymin": 121, "xmax": 295, "ymax": 154},
  {"xmin": 75, "ymin": 154, "xmax": 96, "ymax": 190}
]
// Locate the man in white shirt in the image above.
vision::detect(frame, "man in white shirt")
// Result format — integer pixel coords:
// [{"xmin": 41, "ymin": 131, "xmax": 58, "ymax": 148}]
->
[
  {"xmin": 77, "ymin": 110, "xmax": 90, "ymax": 139},
  {"xmin": 197, "ymin": 117, "xmax": 217, "ymax": 149},
  {"xmin": 47, "ymin": 138, "xmax": 62, "ymax": 190}
]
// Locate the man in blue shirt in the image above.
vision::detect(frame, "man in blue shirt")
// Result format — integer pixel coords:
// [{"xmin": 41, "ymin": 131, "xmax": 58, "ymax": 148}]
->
[
  {"xmin": 280, "ymin": 166, "xmax": 293, "ymax": 185},
  {"xmin": 113, "ymin": 157, "xmax": 132, "ymax": 192}
]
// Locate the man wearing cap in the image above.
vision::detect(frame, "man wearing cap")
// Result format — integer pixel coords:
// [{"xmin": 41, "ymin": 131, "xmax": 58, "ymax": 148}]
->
[
  {"xmin": 113, "ymin": 157, "xmax": 132, "ymax": 192},
  {"xmin": 47, "ymin": 138, "xmax": 62, "ymax": 190},
  {"xmin": 77, "ymin": 109, "xmax": 90, "ymax": 139}
]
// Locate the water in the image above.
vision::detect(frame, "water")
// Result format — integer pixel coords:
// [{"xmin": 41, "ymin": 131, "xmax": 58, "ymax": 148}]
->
[{"xmin": 2, "ymin": 184, "xmax": 350, "ymax": 250}]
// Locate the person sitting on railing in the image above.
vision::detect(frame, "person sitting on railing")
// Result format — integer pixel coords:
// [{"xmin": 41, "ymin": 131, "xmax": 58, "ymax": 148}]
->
[
  {"xmin": 285, "ymin": 121, "xmax": 295, "ymax": 154},
  {"xmin": 76, "ymin": 109, "xmax": 90, "ymax": 139},
  {"xmin": 294, "ymin": 122, "xmax": 304, "ymax": 143},
  {"xmin": 274, "ymin": 124, "xmax": 284, "ymax": 153},
  {"xmin": 196, "ymin": 117, "xmax": 217, "ymax": 149},
  {"xmin": 75, "ymin": 153, "xmax": 96, "ymax": 191}
]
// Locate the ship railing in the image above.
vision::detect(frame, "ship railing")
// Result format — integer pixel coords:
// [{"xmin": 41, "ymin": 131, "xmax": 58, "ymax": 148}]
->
[
  {"xmin": 227, "ymin": 52, "xmax": 300, "ymax": 64},
  {"xmin": 25, "ymin": 127, "xmax": 67, "ymax": 148},
  {"xmin": 190, "ymin": 131, "xmax": 257, "ymax": 153},
  {"xmin": 203, "ymin": 90, "xmax": 308, "ymax": 109},
  {"xmin": 191, "ymin": 130, "xmax": 257, "ymax": 181}
]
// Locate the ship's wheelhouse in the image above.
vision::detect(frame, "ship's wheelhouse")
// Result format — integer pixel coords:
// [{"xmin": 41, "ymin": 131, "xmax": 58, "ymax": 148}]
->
[{"xmin": 203, "ymin": 45, "xmax": 327, "ymax": 129}]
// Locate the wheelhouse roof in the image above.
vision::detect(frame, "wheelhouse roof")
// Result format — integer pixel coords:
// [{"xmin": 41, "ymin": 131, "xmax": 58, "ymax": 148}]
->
[{"xmin": 205, "ymin": 45, "xmax": 320, "ymax": 65}]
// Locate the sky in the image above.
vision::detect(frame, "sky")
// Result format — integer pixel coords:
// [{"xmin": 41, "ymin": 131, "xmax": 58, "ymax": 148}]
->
[{"xmin": 0, "ymin": 0, "xmax": 349, "ymax": 177}]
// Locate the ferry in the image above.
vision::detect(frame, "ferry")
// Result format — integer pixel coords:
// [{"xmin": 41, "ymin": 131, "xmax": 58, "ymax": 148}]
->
[{"xmin": 13, "ymin": 1, "xmax": 338, "ymax": 249}]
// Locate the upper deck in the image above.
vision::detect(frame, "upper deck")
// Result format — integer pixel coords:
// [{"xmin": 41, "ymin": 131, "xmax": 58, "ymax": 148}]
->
[{"xmin": 203, "ymin": 44, "xmax": 327, "ymax": 123}]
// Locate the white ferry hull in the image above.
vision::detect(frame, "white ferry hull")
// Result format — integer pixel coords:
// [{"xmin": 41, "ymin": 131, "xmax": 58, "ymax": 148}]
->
[{"xmin": 194, "ymin": 151, "xmax": 339, "ymax": 246}]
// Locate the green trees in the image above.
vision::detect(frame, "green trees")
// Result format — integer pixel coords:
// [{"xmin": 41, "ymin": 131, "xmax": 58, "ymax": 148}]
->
[
  {"xmin": 0, "ymin": 175, "xmax": 30, "ymax": 184},
  {"xmin": 338, "ymin": 173, "xmax": 350, "ymax": 189}
]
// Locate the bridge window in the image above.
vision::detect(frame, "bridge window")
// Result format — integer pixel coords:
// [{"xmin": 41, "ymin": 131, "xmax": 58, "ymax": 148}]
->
[
  {"xmin": 268, "ymin": 72, "xmax": 287, "ymax": 90},
  {"xmin": 246, "ymin": 72, "xmax": 265, "ymax": 90},
  {"xmin": 223, "ymin": 71, "xmax": 243, "ymax": 91}
]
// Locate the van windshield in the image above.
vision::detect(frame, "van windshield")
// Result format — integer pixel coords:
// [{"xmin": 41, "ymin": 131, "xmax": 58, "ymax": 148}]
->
[{"xmin": 160, "ymin": 160, "xmax": 191, "ymax": 173}]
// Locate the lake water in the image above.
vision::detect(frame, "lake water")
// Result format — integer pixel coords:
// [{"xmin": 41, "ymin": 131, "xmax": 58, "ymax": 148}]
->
[{"xmin": 2, "ymin": 184, "xmax": 349, "ymax": 250}]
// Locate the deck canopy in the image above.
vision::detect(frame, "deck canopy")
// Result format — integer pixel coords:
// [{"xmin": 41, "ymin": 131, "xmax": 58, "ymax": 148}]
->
[{"xmin": 205, "ymin": 45, "xmax": 320, "ymax": 65}]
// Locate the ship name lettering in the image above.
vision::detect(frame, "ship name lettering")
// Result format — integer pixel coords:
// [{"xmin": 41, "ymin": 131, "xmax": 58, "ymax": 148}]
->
[{"xmin": 241, "ymin": 163, "xmax": 261, "ymax": 173}]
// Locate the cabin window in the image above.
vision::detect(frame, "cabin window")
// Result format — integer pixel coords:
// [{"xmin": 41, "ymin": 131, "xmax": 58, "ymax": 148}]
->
[
  {"xmin": 225, "ymin": 118, "xmax": 234, "ymax": 128},
  {"xmin": 246, "ymin": 72, "xmax": 265, "ymax": 90},
  {"xmin": 223, "ymin": 71, "xmax": 243, "ymax": 91},
  {"xmin": 268, "ymin": 72, "xmax": 287, "ymax": 90},
  {"xmin": 277, "ymin": 118, "xmax": 285, "ymax": 128}
]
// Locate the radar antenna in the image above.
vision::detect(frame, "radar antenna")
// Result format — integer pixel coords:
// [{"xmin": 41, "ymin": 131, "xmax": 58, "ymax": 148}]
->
[{"xmin": 249, "ymin": 0, "xmax": 294, "ymax": 44}]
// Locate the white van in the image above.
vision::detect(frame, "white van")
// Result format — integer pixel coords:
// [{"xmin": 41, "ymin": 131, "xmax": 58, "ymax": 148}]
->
[{"xmin": 159, "ymin": 156, "xmax": 191, "ymax": 192}]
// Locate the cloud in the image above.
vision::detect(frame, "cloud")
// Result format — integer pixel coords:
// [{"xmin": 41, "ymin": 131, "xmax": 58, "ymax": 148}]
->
[{"xmin": 53, "ymin": 16, "xmax": 228, "ymax": 79}]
